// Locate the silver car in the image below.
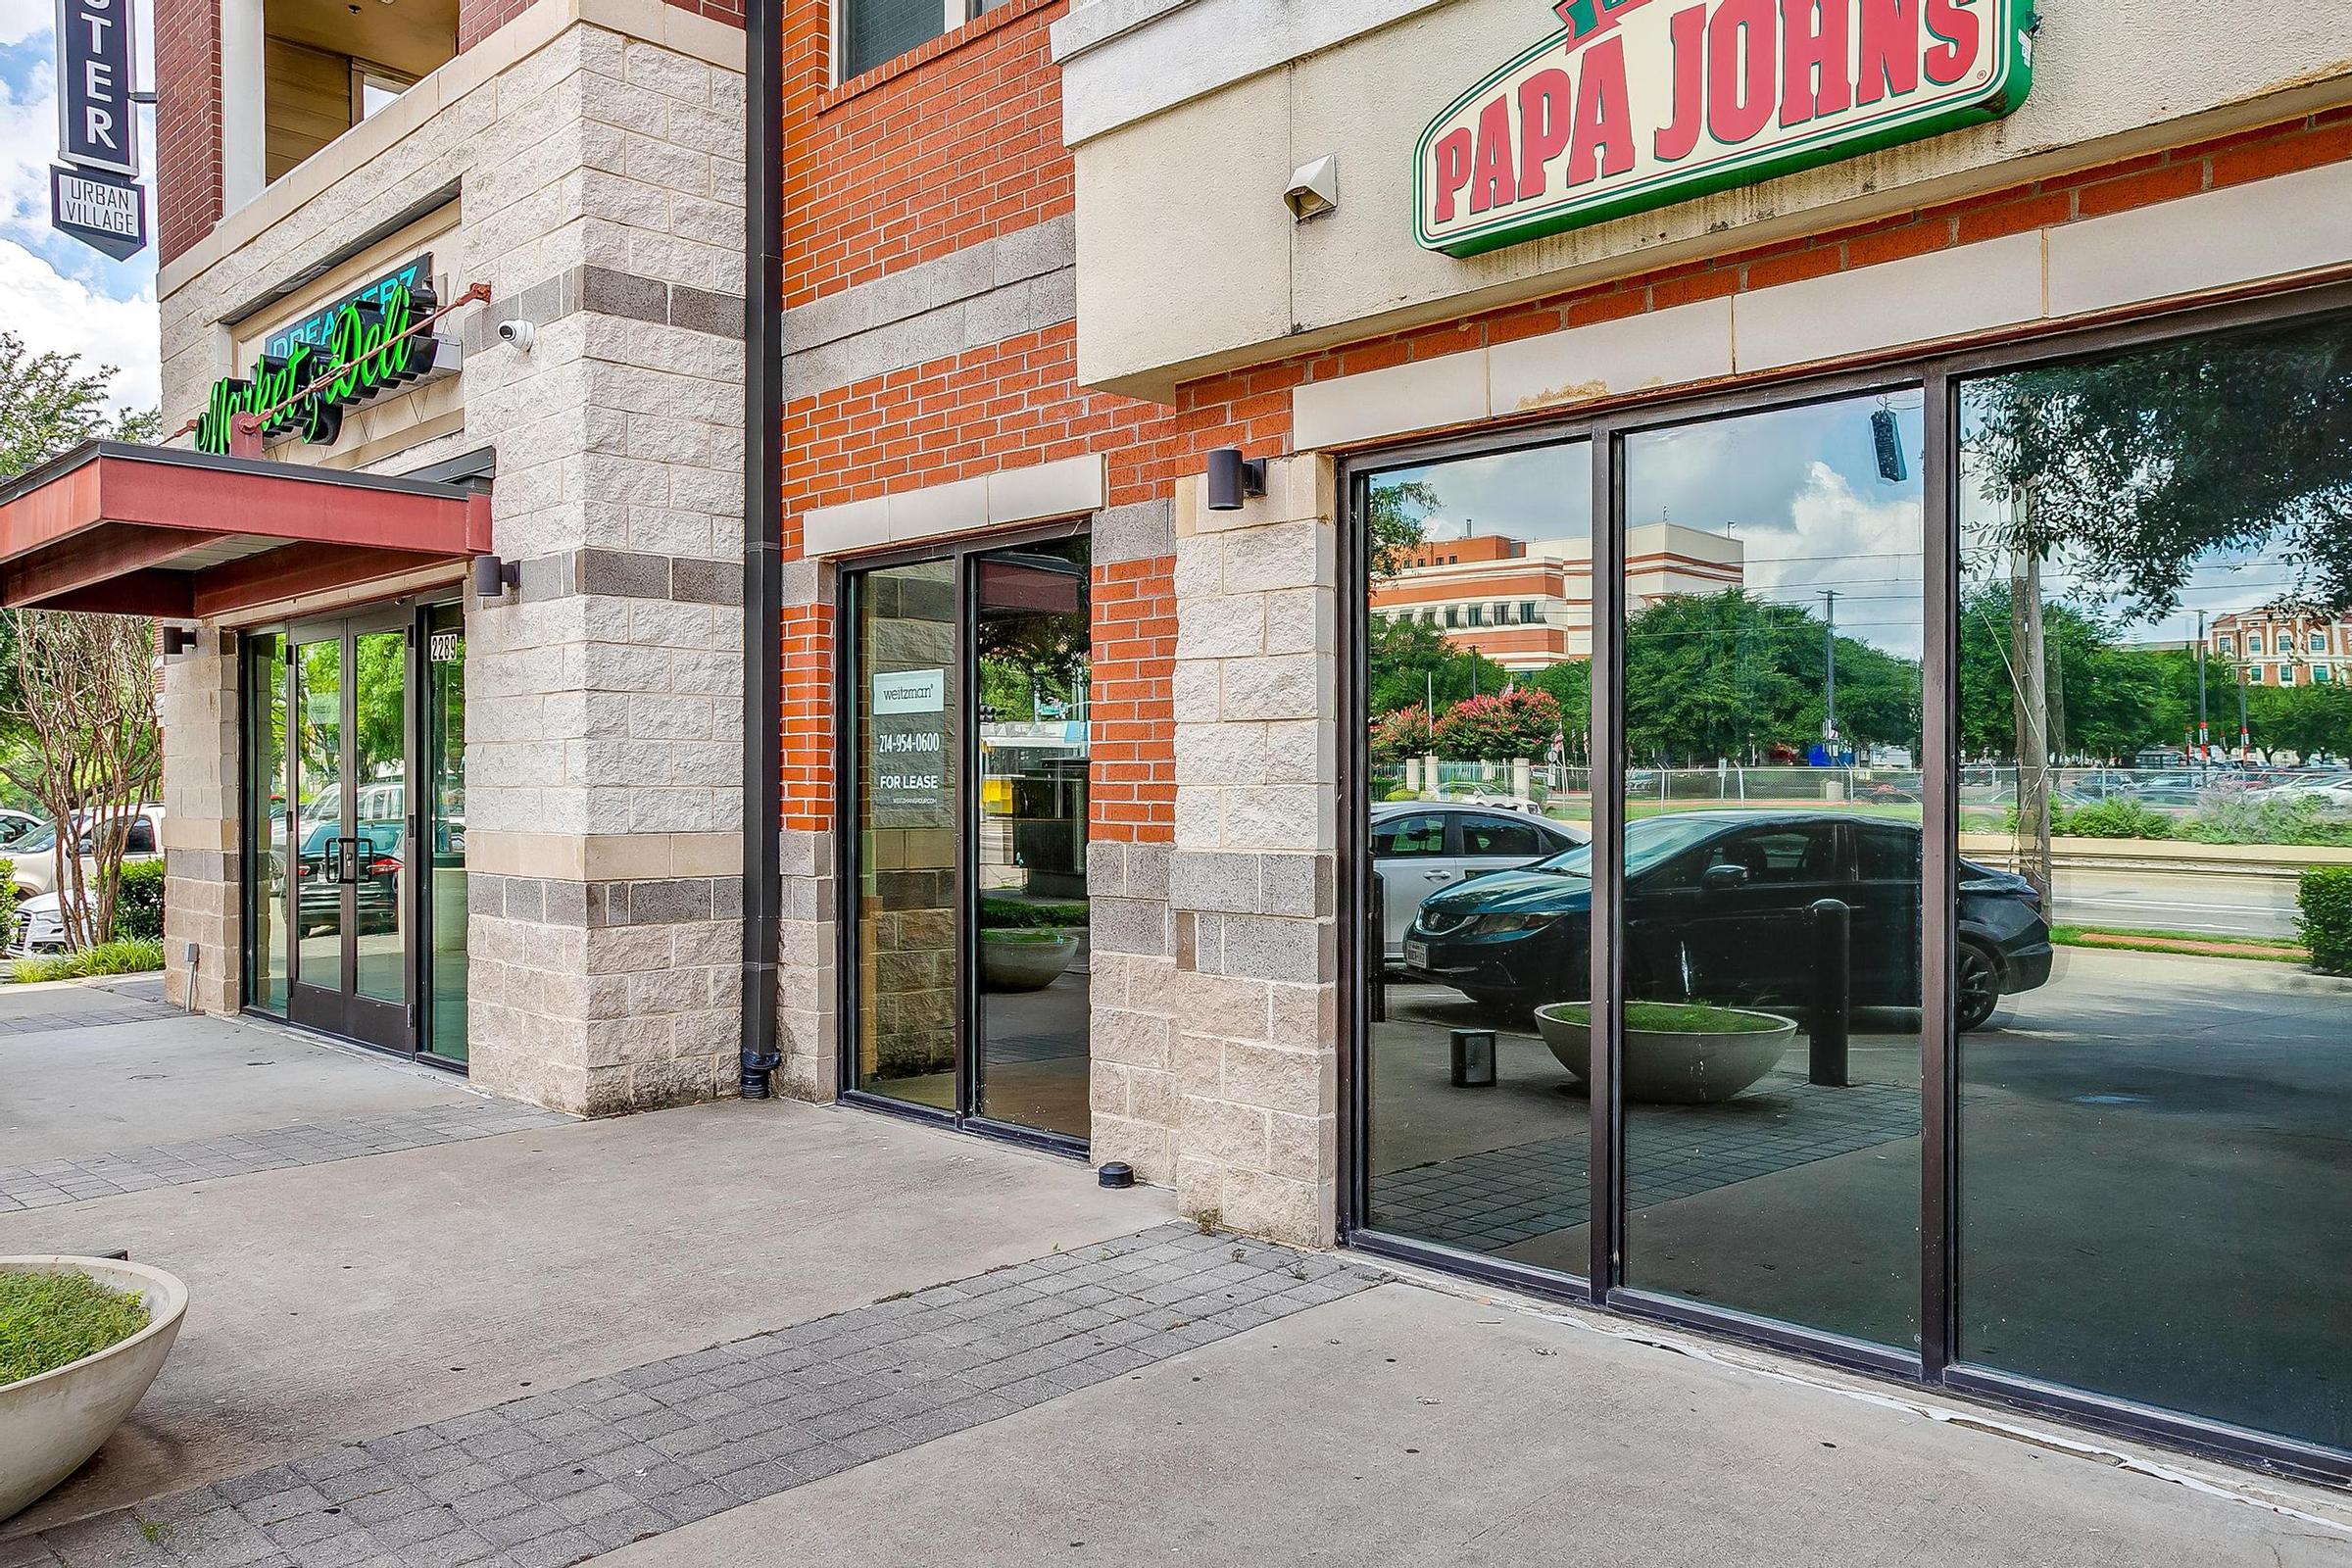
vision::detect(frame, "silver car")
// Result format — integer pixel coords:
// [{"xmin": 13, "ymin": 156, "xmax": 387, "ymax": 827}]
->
[{"xmin": 1371, "ymin": 801, "xmax": 1585, "ymax": 967}]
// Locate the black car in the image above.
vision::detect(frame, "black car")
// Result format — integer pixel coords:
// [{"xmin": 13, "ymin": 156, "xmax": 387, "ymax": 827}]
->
[{"xmin": 1401, "ymin": 810, "xmax": 2052, "ymax": 1031}]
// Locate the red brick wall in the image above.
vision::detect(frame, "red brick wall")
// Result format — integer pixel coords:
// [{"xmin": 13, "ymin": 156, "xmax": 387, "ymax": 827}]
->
[
  {"xmin": 777, "ymin": 0, "xmax": 1180, "ymax": 843},
  {"xmin": 154, "ymin": 0, "xmax": 221, "ymax": 266},
  {"xmin": 783, "ymin": 0, "xmax": 1071, "ymax": 309},
  {"xmin": 1166, "ymin": 109, "xmax": 2352, "ymax": 453}
]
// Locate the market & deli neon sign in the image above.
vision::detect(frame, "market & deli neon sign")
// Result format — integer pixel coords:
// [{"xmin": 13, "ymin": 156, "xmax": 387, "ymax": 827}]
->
[
  {"xmin": 1416, "ymin": 0, "xmax": 2033, "ymax": 256},
  {"xmin": 194, "ymin": 257, "xmax": 443, "ymax": 454}
]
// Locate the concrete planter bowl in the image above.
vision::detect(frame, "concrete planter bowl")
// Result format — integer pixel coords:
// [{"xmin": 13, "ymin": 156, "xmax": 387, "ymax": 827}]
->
[
  {"xmin": 1, "ymin": 1255, "xmax": 187, "ymax": 1522},
  {"xmin": 1534, "ymin": 1003, "xmax": 1798, "ymax": 1104},
  {"xmin": 979, "ymin": 930, "xmax": 1079, "ymax": 992}
]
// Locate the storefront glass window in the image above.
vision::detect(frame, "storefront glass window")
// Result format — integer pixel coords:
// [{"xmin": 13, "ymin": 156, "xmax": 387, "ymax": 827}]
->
[
  {"xmin": 1955, "ymin": 311, "xmax": 2352, "ymax": 1450},
  {"xmin": 424, "ymin": 604, "xmax": 467, "ymax": 1064},
  {"xmin": 248, "ymin": 632, "xmax": 290, "ymax": 1014},
  {"xmin": 974, "ymin": 537, "xmax": 1092, "ymax": 1139},
  {"xmin": 1618, "ymin": 390, "xmax": 1925, "ymax": 1348},
  {"xmin": 848, "ymin": 560, "xmax": 961, "ymax": 1112},
  {"xmin": 1362, "ymin": 438, "xmax": 1594, "ymax": 1269}
]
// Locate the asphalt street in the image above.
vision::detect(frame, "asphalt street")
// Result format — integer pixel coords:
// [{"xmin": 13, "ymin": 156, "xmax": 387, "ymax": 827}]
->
[{"xmin": 2051, "ymin": 866, "xmax": 2300, "ymax": 939}]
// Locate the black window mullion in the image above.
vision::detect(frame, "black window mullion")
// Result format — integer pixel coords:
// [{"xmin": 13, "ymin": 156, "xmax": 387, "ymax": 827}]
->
[
  {"xmin": 1920, "ymin": 365, "xmax": 1959, "ymax": 1378},
  {"xmin": 1588, "ymin": 419, "xmax": 1627, "ymax": 1298}
]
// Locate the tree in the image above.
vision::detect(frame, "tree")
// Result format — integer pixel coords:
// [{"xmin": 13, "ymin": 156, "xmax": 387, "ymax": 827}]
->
[
  {"xmin": 1364, "ymin": 477, "xmax": 1440, "ymax": 582},
  {"xmin": 1366, "ymin": 612, "xmax": 1509, "ymax": 718},
  {"xmin": 0, "ymin": 334, "xmax": 165, "ymax": 933},
  {"xmin": 1621, "ymin": 591, "xmax": 1920, "ymax": 765},
  {"xmin": 0, "ymin": 333, "xmax": 157, "ymax": 477},
  {"xmin": 3, "ymin": 614, "xmax": 165, "ymax": 947},
  {"xmin": 1963, "ymin": 314, "xmax": 2352, "ymax": 617},
  {"xmin": 1958, "ymin": 583, "xmax": 2171, "ymax": 760}
]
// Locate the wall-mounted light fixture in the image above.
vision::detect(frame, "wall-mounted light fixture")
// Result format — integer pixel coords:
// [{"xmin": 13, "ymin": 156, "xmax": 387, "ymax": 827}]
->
[
  {"xmin": 160, "ymin": 625, "xmax": 198, "ymax": 657},
  {"xmin": 471, "ymin": 554, "xmax": 519, "ymax": 601},
  {"xmin": 1285, "ymin": 154, "xmax": 1340, "ymax": 221},
  {"xmin": 1204, "ymin": 446, "xmax": 1266, "ymax": 512}
]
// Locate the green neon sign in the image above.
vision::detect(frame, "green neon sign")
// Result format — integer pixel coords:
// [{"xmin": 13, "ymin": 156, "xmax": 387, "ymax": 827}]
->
[{"xmin": 195, "ymin": 256, "xmax": 443, "ymax": 454}]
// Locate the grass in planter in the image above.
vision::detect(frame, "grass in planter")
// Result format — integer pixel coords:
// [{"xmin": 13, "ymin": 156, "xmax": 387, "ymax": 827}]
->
[
  {"xmin": 0, "ymin": 1269, "xmax": 150, "ymax": 1386},
  {"xmin": 1545, "ymin": 1001, "xmax": 1788, "ymax": 1033},
  {"xmin": 977, "ymin": 896, "xmax": 1089, "ymax": 930},
  {"xmin": 980, "ymin": 927, "xmax": 1070, "ymax": 944}
]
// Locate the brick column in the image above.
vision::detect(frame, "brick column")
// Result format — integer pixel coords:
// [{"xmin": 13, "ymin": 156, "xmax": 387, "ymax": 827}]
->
[{"xmin": 1163, "ymin": 458, "xmax": 1340, "ymax": 1247}]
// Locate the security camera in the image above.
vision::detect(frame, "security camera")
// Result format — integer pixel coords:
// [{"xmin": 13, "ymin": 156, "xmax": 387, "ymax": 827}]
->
[
  {"xmin": 496, "ymin": 318, "xmax": 536, "ymax": 352},
  {"xmin": 1285, "ymin": 154, "xmax": 1340, "ymax": 221}
]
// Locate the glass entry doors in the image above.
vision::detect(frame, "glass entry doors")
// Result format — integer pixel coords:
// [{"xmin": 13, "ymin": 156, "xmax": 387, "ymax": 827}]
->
[
  {"xmin": 843, "ymin": 530, "xmax": 1094, "ymax": 1149},
  {"xmin": 248, "ymin": 597, "xmax": 466, "ymax": 1065}
]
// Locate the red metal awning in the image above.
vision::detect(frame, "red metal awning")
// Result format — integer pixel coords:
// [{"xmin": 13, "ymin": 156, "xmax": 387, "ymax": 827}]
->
[{"xmin": 0, "ymin": 441, "xmax": 491, "ymax": 619}]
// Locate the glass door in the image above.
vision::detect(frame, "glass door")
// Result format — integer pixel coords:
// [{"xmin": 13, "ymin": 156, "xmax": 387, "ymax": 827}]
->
[
  {"xmin": 843, "ymin": 530, "xmax": 1094, "ymax": 1149},
  {"xmin": 284, "ymin": 608, "xmax": 415, "ymax": 1052}
]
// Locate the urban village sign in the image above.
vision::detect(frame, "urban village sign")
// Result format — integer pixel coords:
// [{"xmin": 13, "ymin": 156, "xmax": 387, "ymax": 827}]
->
[
  {"xmin": 194, "ymin": 256, "xmax": 444, "ymax": 455},
  {"xmin": 1416, "ymin": 0, "xmax": 2034, "ymax": 256}
]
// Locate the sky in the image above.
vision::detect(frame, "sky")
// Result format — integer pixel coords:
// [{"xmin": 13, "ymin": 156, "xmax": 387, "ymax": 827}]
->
[
  {"xmin": 0, "ymin": 0, "xmax": 160, "ymax": 416},
  {"xmin": 1372, "ymin": 393, "xmax": 1931, "ymax": 659}
]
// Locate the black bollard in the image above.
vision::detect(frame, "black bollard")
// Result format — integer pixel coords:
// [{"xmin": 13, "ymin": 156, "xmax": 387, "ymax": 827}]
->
[{"xmin": 1808, "ymin": 898, "xmax": 1851, "ymax": 1087}]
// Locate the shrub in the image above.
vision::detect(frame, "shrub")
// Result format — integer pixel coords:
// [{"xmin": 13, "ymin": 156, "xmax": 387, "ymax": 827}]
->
[
  {"xmin": 0, "ymin": 857, "xmax": 15, "ymax": 941},
  {"xmin": 1382, "ymin": 786, "xmax": 1422, "ymax": 802},
  {"xmin": 1370, "ymin": 705, "xmax": 1436, "ymax": 766},
  {"xmin": 114, "ymin": 858, "xmax": 165, "ymax": 943},
  {"xmin": 2300, "ymin": 867, "xmax": 2352, "ymax": 976},
  {"xmin": 12, "ymin": 938, "xmax": 165, "ymax": 984},
  {"xmin": 2180, "ymin": 794, "xmax": 2352, "ymax": 849},
  {"xmin": 1432, "ymin": 688, "xmax": 1563, "ymax": 763},
  {"xmin": 2053, "ymin": 800, "xmax": 2173, "ymax": 840}
]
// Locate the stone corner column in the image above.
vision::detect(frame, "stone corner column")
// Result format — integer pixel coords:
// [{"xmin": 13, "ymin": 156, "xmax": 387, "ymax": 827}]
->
[
  {"xmin": 1165, "ymin": 455, "xmax": 1341, "ymax": 1249},
  {"xmin": 159, "ymin": 630, "xmax": 243, "ymax": 1014},
  {"xmin": 1087, "ymin": 836, "xmax": 1178, "ymax": 1183}
]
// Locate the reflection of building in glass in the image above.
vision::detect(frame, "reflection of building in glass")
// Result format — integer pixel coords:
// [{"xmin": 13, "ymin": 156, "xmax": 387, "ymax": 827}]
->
[
  {"xmin": 1369, "ymin": 523, "xmax": 1744, "ymax": 670},
  {"xmin": 2206, "ymin": 608, "xmax": 2352, "ymax": 686}
]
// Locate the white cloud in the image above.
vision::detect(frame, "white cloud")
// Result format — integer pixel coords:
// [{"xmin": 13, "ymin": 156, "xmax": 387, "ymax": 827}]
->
[
  {"xmin": 1743, "ymin": 462, "xmax": 1926, "ymax": 660},
  {"xmin": 0, "ymin": 0, "xmax": 48, "ymax": 48},
  {"xmin": 0, "ymin": 235, "xmax": 159, "ymax": 411}
]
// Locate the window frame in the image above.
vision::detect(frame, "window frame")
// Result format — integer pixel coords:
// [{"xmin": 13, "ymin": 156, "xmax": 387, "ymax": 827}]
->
[
  {"xmin": 834, "ymin": 0, "xmax": 982, "ymax": 85},
  {"xmin": 1336, "ymin": 277, "xmax": 2352, "ymax": 1488}
]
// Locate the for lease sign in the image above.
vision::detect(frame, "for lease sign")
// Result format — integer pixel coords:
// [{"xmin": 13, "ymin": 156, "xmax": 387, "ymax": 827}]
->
[{"xmin": 1416, "ymin": 0, "xmax": 2032, "ymax": 256}]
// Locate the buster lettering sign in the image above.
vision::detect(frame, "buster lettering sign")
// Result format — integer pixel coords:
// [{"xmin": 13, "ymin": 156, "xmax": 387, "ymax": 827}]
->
[
  {"xmin": 1416, "ymin": 0, "xmax": 2033, "ymax": 256},
  {"xmin": 194, "ymin": 256, "xmax": 445, "ymax": 455}
]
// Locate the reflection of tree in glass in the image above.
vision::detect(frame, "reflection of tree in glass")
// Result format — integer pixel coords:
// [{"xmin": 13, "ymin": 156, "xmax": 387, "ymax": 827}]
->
[
  {"xmin": 1624, "ymin": 591, "xmax": 1919, "ymax": 764},
  {"xmin": 1966, "ymin": 317, "xmax": 2352, "ymax": 616},
  {"xmin": 1366, "ymin": 478, "xmax": 1441, "ymax": 581}
]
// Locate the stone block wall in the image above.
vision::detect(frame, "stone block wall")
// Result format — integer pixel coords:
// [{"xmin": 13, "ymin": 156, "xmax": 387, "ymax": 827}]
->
[
  {"xmin": 1160, "ymin": 457, "xmax": 1342, "ymax": 1247},
  {"xmin": 153, "ymin": 6, "xmax": 749, "ymax": 1116}
]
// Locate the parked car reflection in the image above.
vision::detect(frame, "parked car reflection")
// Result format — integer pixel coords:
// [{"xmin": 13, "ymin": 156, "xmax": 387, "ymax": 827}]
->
[
  {"xmin": 1370, "ymin": 801, "xmax": 1585, "ymax": 966},
  {"xmin": 1401, "ymin": 810, "xmax": 2051, "ymax": 1030},
  {"xmin": 290, "ymin": 819, "xmax": 405, "ymax": 935}
]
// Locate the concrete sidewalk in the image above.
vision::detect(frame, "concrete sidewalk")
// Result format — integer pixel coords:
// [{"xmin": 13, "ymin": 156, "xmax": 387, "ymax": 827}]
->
[{"xmin": 3, "ymin": 992, "xmax": 2348, "ymax": 1565}]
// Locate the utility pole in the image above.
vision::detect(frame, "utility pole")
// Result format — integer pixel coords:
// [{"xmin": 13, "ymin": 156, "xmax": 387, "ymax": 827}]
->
[
  {"xmin": 2009, "ymin": 490, "xmax": 2052, "ymax": 903},
  {"xmin": 2195, "ymin": 609, "xmax": 2210, "ymax": 781},
  {"xmin": 1819, "ymin": 589, "xmax": 1839, "ymax": 759}
]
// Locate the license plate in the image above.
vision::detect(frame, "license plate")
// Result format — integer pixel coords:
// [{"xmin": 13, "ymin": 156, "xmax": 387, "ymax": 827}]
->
[{"xmin": 1403, "ymin": 939, "xmax": 1430, "ymax": 970}]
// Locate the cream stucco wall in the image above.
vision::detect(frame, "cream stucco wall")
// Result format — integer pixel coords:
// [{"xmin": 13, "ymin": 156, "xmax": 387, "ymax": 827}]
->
[{"xmin": 1059, "ymin": 0, "xmax": 2352, "ymax": 395}]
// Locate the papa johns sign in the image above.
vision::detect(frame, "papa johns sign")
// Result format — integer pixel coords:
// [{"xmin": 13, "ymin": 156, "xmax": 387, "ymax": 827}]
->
[{"xmin": 1417, "ymin": 0, "xmax": 2033, "ymax": 256}]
